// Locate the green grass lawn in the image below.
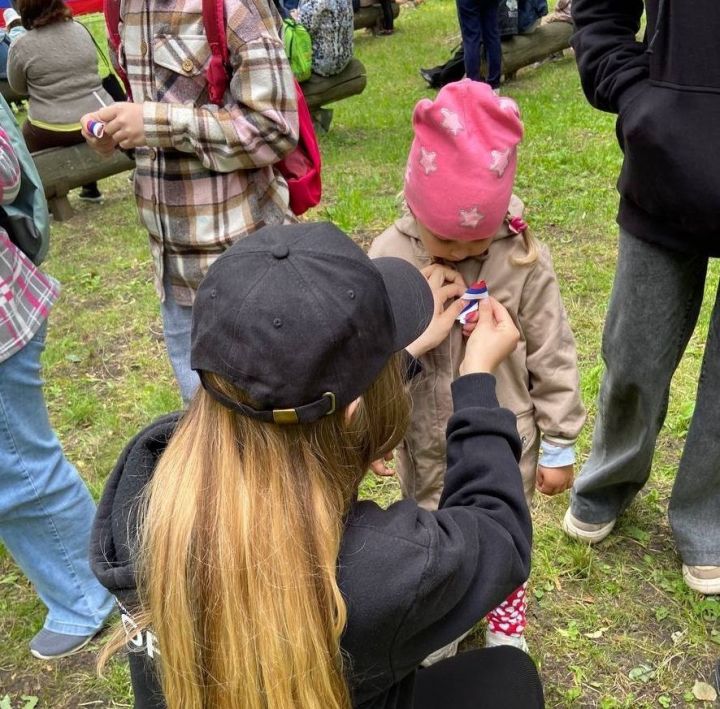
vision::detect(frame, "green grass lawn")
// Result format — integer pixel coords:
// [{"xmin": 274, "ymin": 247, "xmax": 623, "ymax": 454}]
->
[{"xmin": 1, "ymin": 1, "xmax": 719, "ymax": 706}]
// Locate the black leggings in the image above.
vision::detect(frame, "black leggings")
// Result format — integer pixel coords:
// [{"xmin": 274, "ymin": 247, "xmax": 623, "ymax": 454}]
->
[{"xmin": 413, "ymin": 647, "xmax": 544, "ymax": 708}]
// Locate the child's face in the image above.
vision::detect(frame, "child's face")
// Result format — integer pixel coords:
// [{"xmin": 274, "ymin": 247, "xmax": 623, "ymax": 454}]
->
[{"xmin": 416, "ymin": 221, "xmax": 493, "ymax": 263}]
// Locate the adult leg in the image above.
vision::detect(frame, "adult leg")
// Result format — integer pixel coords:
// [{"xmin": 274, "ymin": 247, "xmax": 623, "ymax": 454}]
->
[
  {"xmin": 413, "ymin": 646, "xmax": 544, "ymax": 708},
  {"xmin": 378, "ymin": 0, "xmax": 395, "ymax": 31},
  {"xmin": 669, "ymin": 281, "xmax": 720, "ymax": 566},
  {"xmin": 456, "ymin": 0, "xmax": 484, "ymax": 81},
  {"xmin": 479, "ymin": 0, "xmax": 503, "ymax": 88},
  {"xmin": 160, "ymin": 270, "xmax": 200, "ymax": 405},
  {"xmin": 0, "ymin": 324, "xmax": 114, "ymax": 639},
  {"xmin": 570, "ymin": 230, "xmax": 707, "ymax": 525}
]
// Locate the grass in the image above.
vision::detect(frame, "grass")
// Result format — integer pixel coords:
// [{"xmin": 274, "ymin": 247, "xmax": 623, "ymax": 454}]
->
[{"xmin": 1, "ymin": 1, "xmax": 719, "ymax": 706}]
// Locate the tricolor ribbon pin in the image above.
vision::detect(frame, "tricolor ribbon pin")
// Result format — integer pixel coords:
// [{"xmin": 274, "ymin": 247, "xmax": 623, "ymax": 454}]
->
[{"xmin": 457, "ymin": 280, "xmax": 489, "ymax": 325}]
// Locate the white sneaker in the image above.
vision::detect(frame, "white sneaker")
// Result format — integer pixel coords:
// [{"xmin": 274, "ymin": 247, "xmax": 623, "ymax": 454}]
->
[
  {"xmin": 682, "ymin": 565, "xmax": 720, "ymax": 595},
  {"xmin": 421, "ymin": 629, "xmax": 472, "ymax": 667},
  {"xmin": 485, "ymin": 630, "xmax": 529, "ymax": 653},
  {"xmin": 562, "ymin": 508, "xmax": 616, "ymax": 544}
]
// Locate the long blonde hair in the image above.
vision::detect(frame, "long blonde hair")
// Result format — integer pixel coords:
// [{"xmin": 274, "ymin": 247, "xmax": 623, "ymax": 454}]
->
[{"xmin": 102, "ymin": 355, "xmax": 410, "ymax": 709}]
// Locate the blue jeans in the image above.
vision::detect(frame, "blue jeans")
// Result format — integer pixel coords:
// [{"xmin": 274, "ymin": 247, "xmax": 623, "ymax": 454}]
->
[
  {"xmin": 571, "ymin": 229, "xmax": 720, "ymax": 565},
  {"xmin": 160, "ymin": 271, "xmax": 199, "ymax": 405},
  {"xmin": 0, "ymin": 323, "xmax": 114, "ymax": 636},
  {"xmin": 456, "ymin": 0, "xmax": 502, "ymax": 88}
]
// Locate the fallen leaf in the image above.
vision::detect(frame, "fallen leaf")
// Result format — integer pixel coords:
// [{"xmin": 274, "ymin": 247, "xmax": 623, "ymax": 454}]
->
[
  {"xmin": 692, "ymin": 681, "xmax": 717, "ymax": 702},
  {"xmin": 583, "ymin": 626, "xmax": 609, "ymax": 639},
  {"xmin": 671, "ymin": 629, "xmax": 687, "ymax": 645}
]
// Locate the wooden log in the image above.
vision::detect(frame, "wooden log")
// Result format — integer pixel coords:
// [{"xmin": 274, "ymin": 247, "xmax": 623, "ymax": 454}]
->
[
  {"xmin": 33, "ymin": 144, "xmax": 134, "ymax": 221},
  {"xmin": 499, "ymin": 20, "xmax": 572, "ymax": 79},
  {"xmin": 353, "ymin": 3, "xmax": 399, "ymax": 30},
  {"xmin": 301, "ymin": 58, "xmax": 367, "ymax": 112}
]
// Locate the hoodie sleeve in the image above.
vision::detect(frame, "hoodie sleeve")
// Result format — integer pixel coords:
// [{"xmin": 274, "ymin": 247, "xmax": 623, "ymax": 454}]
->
[
  {"xmin": 571, "ymin": 0, "xmax": 649, "ymax": 114},
  {"xmin": 518, "ymin": 244, "xmax": 586, "ymax": 449},
  {"xmin": 389, "ymin": 374, "xmax": 532, "ymax": 672}
]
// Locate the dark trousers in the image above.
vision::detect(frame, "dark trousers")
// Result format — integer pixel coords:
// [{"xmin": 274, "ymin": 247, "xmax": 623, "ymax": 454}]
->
[
  {"xmin": 379, "ymin": 0, "xmax": 394, "ymax": 30},
  {"xmin": 413, "ymin": 647, "xmax": 544, "ymax": 708},
  {"xmin": 456, "ymin": 0, "xmax": 502, "ymax": 88}
]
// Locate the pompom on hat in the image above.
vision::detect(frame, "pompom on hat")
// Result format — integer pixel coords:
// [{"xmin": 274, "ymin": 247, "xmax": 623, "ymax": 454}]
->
[{"xmin": 404, "ymin": 80, "xmax": 524, "ymax": 241}]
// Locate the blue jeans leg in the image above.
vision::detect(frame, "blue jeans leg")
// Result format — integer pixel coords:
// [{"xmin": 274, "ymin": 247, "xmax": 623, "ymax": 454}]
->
[
  {"xmin": 571, "ymin": 230, "xmax": 707, "ymax": 531},
  {"xmin": 160, "ymin": 271, "xmax": 199, "ymax": 405},
  {"xmin": 0, "ymin": 323, "xmax": 114, "ymax": 636},
  {"xmin": 669, "ymin": 278, "xmax": 720, "ymax": 564}
]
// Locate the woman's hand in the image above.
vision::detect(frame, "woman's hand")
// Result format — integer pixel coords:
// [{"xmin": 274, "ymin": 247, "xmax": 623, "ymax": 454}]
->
[
  {"xmin": 80, "ymin": 111, "xmax": 116, "ymax": 157},
  {"xmin": 81, "ymin": 103, "xmax": 146, "ymax": 153},
  {"xmin": 459, "ymin": 297, "xmax": 519, "ymax": 375},
  {"xmin": 405, "ymin": 264, "xmax": 466, "ymax": 359}
]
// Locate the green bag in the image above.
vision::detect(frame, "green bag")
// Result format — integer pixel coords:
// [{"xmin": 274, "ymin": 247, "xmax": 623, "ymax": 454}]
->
[{"xmin": 283, "ymin": 19, "xmax": 313, "ymax": 83}]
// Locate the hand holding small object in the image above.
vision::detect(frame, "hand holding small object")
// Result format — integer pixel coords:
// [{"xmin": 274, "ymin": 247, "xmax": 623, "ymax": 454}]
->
[
  {"xmin": 459, "ymin": 297, "xmax": 519, "ymax": 375},
  {"xmin": 405, "ymin": 264, "xmax": 466, "ymax": 358}
]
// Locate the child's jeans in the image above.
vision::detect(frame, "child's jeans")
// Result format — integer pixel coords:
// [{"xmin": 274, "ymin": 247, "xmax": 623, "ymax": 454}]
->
[
  {"xmin": 455, "ymin": 0, "xmax": 503, "ymax": 88},
  {"xmin": 160, "ymin": 270, "xmax": 199, "ymax": 406},
  {"xmin": 571, "ymin": 229, "xmax": 720, "ymax": 566},
  {"xmin": 0, "ymin": 323, "xmax": 114, "ymax": 636}
]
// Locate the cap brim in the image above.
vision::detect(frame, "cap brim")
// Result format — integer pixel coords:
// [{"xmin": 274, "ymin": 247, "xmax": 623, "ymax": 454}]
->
[{"xmin": 372, "ymin": 257, "xmax": 434, "ymax": 352}]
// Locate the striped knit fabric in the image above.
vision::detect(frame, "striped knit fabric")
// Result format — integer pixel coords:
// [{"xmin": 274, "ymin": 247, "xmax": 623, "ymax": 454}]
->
[{"xmin": 117, "ymin": 0, "xmax": 299, "ymax": 305}]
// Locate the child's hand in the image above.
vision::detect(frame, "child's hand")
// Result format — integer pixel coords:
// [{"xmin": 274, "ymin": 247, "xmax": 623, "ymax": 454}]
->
[
  {"xmin": 80, "ymin": 111, "xmax": 116, "ymax": 157},
  {"xmin": 536, "ymin": 464, "xmax": 574, "ymax": 496},
  {"xmin": 369, "ymin": 451, "xmax": 395, "ymax": 477},
  {"xmin": 406, "ymin": 264, "xmax": 466, "ymax": 358},
  {"xmin": 84, "ymin": 103, "xmax": 146, "ymax": 151},
  {"xmin": 459, "ymin": 297, "xmax": 519, "ymax": 375}
]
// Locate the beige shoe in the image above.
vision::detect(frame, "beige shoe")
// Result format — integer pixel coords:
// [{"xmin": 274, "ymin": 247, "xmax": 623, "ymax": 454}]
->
[
  {"xmin": 682, "ymin": 565, "xmax": 720, "ymax": 595},
  {"xmin": 562, "ymin": 508, "xmax": 616, "ymax": 544}
]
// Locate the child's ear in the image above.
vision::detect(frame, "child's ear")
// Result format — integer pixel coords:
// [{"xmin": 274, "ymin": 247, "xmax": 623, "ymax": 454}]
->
[{"xmin": 344, "ymin": 397, "xmax": 362, "ymax": 423}]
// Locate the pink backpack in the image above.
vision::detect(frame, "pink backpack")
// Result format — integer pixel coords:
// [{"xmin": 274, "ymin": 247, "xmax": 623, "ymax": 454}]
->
[{"xmin": 103, "ymin": 0, "xmax": 322, "ymax": 215}]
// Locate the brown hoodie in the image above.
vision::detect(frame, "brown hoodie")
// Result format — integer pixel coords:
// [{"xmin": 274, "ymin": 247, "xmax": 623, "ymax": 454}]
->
[{"xmin": 369, "ymin": 200, "xmax": 586, "ymax": 508}]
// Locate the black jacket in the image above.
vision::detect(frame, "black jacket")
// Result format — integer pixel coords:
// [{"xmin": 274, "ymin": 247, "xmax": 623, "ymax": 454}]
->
[
  {"xmin": 91, "ymin": 374, "xmax": 532, "ymax": 709},
  {"xmin": 572, "ymin": 0, "xmax": 720, "ymax": 255}
]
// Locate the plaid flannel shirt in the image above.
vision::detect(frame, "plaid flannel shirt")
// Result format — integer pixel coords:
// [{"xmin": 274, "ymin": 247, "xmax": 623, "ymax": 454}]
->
[
  {"xmin": 118, "ymin": 0, "xmax": 299, "ymax": 305},
  {"xmin": 0, "ymin": 129, "xmax": 58, "ymax": 363}
]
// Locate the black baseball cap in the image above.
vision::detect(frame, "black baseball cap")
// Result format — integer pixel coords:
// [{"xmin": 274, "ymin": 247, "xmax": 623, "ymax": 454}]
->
[{"xmin": 190, "ymin": 222, "xmax": 434, "ymax": 424}]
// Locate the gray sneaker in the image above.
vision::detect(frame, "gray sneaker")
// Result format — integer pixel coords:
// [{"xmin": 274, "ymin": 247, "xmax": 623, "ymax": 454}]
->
[
  {"xmin": 30, "ymin": 628, "xmax": 97, "ymax": 660},
  {"xmin": 562, "ymin": 508, "xmax": 616, "ymax": 544}
]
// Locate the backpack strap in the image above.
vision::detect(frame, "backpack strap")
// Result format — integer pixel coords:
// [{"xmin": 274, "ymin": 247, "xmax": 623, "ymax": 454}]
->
[
  {"xmin": 202, "ymin": 0, "xmax": 230, "ymax": 106},
  {"xmin": 103, "ymin": 0, "xmax": 132, "ymax": 99}
]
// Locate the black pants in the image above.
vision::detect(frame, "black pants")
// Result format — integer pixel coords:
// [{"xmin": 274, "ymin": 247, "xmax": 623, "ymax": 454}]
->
[
  {"xmin": 413, "ymin": 647, "xmax": 544, "ymax": 708},
  {"xmin": 455, "ymin": 0, "xmax": 502, "ymax": 88}
]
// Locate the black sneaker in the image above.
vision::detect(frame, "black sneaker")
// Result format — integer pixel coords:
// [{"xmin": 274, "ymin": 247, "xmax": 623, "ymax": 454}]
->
[{"xmin": 78, "ymin": 185, "xmax": 103, "ymax": 203}]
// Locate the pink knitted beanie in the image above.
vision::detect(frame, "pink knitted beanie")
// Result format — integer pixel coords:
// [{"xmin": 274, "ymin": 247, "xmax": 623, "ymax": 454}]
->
[{"xmin": 404, "ymin": 80, "xmax": 524, "ymax": 241}]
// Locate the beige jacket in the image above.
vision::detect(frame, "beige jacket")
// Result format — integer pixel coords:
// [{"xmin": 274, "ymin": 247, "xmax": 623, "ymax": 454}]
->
[{"xmin": 369, "ymin": 200, "xmax": 586, "ymax": 508}]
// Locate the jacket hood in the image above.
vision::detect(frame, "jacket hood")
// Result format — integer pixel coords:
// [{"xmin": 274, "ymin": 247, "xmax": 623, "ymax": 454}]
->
[{"xmin": 90, "ymin": 413, "xmax": 181, "ymax": 602}]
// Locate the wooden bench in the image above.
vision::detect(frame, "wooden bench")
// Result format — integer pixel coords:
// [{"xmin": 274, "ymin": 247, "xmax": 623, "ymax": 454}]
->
[
  {"xmin": 353, "ymin": 2, "xmax": 400, "ymax": 31},
  {"xmin": 301, "ymin": 57, "xmax": 367, "ymax": 131},
  {"xmin": 32, "ymin": 143, "xmax": 134, "ymax": 221},
  {"xmin": 499, "ymin": 20, "xmax": 573, "ymax": 81}
]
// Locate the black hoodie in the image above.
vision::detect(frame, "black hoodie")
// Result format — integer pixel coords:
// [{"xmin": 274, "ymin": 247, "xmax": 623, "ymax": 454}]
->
[
  {"xmin": 572, "ymin": 0, "xmax": 720, "ymax": 255},
  {"xmin": 91, "ymin": 374, "xmax": 532, "ymax": 709}
]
